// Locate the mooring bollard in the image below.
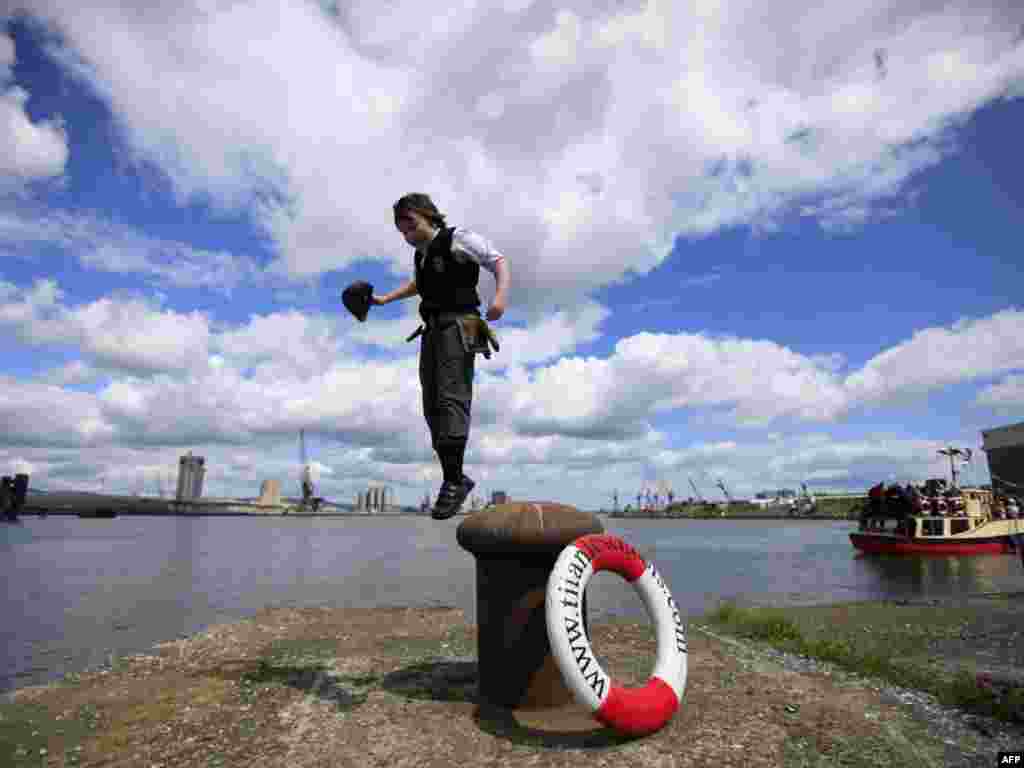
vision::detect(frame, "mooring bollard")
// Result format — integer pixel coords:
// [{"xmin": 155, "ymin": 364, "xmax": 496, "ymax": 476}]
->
[
  {"xmin": 456, "ymin": 502, "xmax": 603, "ymax": 716},
  {"xmin": 12, "ymin": 474, "xmax": 29, "ymax": 514}
]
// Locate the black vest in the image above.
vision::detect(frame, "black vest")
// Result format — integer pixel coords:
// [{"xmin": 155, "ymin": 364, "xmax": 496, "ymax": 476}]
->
[{"xmin": 414, "ymin": 226, "xmax": 481, "ymax": 318}]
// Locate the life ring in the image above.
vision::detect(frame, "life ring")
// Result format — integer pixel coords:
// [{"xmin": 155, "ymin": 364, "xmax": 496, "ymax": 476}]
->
[{"xmin": 545, "ymin": 533, "xmax": 687, "ymax": 736}]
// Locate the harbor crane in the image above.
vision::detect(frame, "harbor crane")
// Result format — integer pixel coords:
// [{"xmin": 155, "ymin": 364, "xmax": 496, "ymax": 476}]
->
[
  {"xmin": 298, "ymin": 429, "xmax": 322, "ymax": 512},
  {"xmin": 716, "ymin": 478, "xmax": 733, "ymax": 504},
  {"xmin": 688, "ymin": 477, "xmax": 704, "ymax": 503}
]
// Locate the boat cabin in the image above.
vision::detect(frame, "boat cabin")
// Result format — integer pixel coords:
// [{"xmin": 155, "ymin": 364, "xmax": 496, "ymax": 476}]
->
[{"xmin": 858, "ymin": 487, "xmax": 994, "ymax": 538}]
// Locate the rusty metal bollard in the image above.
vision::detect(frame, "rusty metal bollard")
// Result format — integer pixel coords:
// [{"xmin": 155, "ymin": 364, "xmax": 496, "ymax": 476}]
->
[{"xmin": 456, "ymin": 501, "xmax": 604, "ymax": 724}]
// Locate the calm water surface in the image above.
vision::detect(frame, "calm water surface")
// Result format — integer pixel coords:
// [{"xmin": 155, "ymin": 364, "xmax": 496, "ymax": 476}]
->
[{"xmin": 3, "ymin": 515, "xmax": 1022, "ymax": 692}]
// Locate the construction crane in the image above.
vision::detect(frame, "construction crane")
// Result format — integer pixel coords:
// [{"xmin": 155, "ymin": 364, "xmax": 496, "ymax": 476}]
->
[
  {"xmin": 716, "ymin": 478, "xmax": 733, "ymax": 504},
  {"xmin": 688, "ymin": 477, "xmax": 704, "ymax": 503},
  {"xmin": 798, "ymin": 482, "xmax": 818, "ymax": 516},
  {"xmin": 656, "ymin": 479, "xmax": 672, "ymax": 511},
  {"xmin": 298, "ymin": 429, "xmax": 321, "ymax": 512}
]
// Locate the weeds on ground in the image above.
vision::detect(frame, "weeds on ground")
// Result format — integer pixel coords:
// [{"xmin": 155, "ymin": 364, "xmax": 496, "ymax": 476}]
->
[
  {"xmin": 705, "ymin": 601, "xmax": 1022, "ymax": 725},
  {"xmin": 783, "ymin": 732, "xmax": 936, "ymax": 768}
]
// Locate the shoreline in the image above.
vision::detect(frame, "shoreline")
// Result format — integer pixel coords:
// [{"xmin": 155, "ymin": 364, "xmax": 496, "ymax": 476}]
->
[
  {"xmin": 4, "ymin": 597, "xmax": 1022, "ymax": 767},
  {"xmin": 609, "ymin": 515, "xmax": 855, "ymax": 521},
  {"xmin": 16, "ymin": 513, "xmax": 852, "ymax": 520}
]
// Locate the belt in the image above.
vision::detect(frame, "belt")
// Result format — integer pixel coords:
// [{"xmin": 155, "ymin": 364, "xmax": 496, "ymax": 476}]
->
[
  {"xmin": 406, "ymin": 311, "xmax": 498, "ymax": 360},
  {"xmin": 422, "ymin": 311, "xmax": 468, "ymax": 329},
  {"xmin": 406, "ymin": 312, "xmax": 464, "ymax": 342}
]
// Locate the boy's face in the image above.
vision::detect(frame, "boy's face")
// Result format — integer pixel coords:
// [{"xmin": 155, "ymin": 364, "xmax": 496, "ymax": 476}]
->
[{"xmin": 396, "ymin": 209, "xmax": 437, "ymax": 248}]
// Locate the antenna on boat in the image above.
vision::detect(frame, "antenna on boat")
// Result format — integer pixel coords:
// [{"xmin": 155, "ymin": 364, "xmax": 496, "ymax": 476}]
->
[{"xmin": 937, "ymin": 446, "xmax": 969, "ymax": 488}]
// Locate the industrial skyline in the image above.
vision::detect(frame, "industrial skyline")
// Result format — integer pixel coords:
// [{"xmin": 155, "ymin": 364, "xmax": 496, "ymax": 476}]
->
[{"xmin": 18, "ymin": 415, "xmax": 1017, "ymax": 516}]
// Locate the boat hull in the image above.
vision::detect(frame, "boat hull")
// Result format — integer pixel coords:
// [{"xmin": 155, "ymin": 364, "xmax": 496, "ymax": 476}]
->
[{"xmin": 849, "ymin": 532, "xmax": 1015, "ymax": 556}]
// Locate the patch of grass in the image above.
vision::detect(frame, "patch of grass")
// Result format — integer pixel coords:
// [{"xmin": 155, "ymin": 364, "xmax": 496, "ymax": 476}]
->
[
  {"xmin": 805, "ymin": 637, "xmax": 853, "ymax": 664},
  {"xmin": 709, "ymin": 601, "xmax": 802, "ymax": 644},
  {"xmin": 77, "ymin": 703, "xmax": 99, "ymax": 732},
  {"xmin": 237, "ymin": 717, "xmax": 258, "ymax": 738},
  {"xmin": 375, "ymin": 626, "xmax": 475, "ymax": 661},
  {"xmin": 784, "ymin": 728, "xmax": 940, "ymax": 768},
  {"xmin": 942, "ymin": 669, "xmax": 1023, "ymax": 721},
  {"xmin": 263, "ymin": 638, "xmax": 340, "ymax": 668},
  {"xmin": 704, "ymin": 600, "xmax": 1023, "ymax": 725},
  {"xmin": 0, "ymin": 700, "xmax": 94, "ymax": 768}
]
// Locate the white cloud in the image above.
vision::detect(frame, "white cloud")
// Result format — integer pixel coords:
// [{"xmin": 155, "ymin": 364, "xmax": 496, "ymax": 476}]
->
[
  {"xmin": 975, "ymin": 373, "xmax": 1024, "ymax": 408},
  {"xmin": 0, "ymin": 278, "xmax": 212, "ymax": 374},
  {"xmin": 530, "ymin": 10, "xmax": 583, "ymax": 70},
  {"xmin": 0, "ymin": 30, "xmax": 13, "ymax": 73},
  {"xmin": 0, "ymin": 205, "xmax": 263, "ymax": 294},
  {"xmin": 7, "ymin": 0, "xmax": 1019, "ymax": 316},
  {"xmin": 4, "ymin": 400, "xmax": 985, "ymax": 502},
  {"xmin": 0, "ymin": 270, "xmax": 1016, "ymax": 503},
  {"xmin": 845, "ymin": 308, "xmax": 1024, "ymax": 405},
  {"xmin": 0, "ymin": 31, "xmax": 68, "ymax": 188},
  {"xmin": 76, "ymin": 297, "xmax": 211, "ymax": 373},
  {"xmin": 39, "ymin": 359, "xmax": 97, "ymax": 386},
  {"xmin": 5, "ymin": 278, "xmax": 1019, "ymax": 457},
  {"xmin": 471, "ymin": 328, "xmax": 850, "ymax": 439},
  {"xmin": 214, "ymin": 310, "xmax": 349, "ymax": 379},
  {"xmin": 0, "ymin": 375, "xmax": 115, "ymax": 447}
]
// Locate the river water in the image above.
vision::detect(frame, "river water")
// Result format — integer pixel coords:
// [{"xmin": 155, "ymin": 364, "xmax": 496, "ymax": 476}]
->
[{"xmin": 3, "ymin": 515, "xmax": 1022, "ymax": 693}]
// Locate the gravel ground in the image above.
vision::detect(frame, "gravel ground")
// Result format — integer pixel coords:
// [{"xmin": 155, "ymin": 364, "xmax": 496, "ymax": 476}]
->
[{"xmin": 691, "ymin": 603, "xmax": 1024, "ymax": 768}]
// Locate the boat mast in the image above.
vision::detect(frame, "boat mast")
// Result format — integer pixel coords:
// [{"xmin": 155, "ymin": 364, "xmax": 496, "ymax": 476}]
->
[{"xmin": 937, "ymin": 446, "xmax": 968, "ymax": 488}]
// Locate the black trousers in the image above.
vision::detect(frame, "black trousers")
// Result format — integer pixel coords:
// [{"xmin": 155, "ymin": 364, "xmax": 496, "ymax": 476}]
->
[{"xmin": 419, "ymin": 314, "xmax": 476, "ymax": 458}]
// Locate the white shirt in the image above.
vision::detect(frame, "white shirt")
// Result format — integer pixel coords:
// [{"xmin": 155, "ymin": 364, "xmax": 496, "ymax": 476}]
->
[{"xmin": 418, "ymin": 227, "xmax": 506, "ymax": 278}]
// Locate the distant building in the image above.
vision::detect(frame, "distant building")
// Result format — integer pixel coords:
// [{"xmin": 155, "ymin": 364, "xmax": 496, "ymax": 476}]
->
[
  {"xmin": 257, "ymin": 479, "xmax": 281, "ymax": 506},
  {"xmin": 176, "ymin": 451, "xmax": 205, "ymax": 501},
  {"xmin": 356, "ymin": 485, "xmax": 395, "ymax": 514},
  {"xmin": 982, "ymin": 421, "xmax": 1024, "ymax": 497},
  {"xmin": 491, "ymin": 491, "xmax": 508, "ymax": 505}
]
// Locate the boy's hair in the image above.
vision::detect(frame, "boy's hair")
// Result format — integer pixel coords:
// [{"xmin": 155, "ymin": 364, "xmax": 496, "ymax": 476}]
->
[{"xmin": 393, "ymin": 193, "xmax": 447, "ymax": 228}]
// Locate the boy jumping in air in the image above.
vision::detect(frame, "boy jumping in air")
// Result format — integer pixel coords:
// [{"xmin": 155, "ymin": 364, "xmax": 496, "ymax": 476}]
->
[{"xmin": 372, "ymin": 193, "xmax": 510, "ymax": 519}]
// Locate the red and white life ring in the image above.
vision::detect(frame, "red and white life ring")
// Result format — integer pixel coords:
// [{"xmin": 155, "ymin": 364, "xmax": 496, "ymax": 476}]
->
[{"xmin": 545, "ymin": 534, "xmax": 687, "ymax": 736}]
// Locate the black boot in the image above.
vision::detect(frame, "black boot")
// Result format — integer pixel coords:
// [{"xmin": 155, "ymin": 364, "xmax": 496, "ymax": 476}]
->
[{"xmin": 432, "ymin": 475, "xmax": 475, "ymax": 520}]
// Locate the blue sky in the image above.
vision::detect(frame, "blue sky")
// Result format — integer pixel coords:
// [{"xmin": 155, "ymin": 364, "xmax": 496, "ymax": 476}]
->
[{"xmin": 1, "ymin": 2, "xmax": 1022, "ymax": 508}]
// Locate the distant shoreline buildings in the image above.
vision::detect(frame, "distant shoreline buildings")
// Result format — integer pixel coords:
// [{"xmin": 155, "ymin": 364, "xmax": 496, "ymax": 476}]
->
[
  {"xmin": 147, "ymin": 422, "xmax": 1019, "ymax": 517},
  {"xmin": 176, "ymin": 451, "xmax": 205, "ymax": 502},
  {"xmin": 354, "ymin": 485, "xmax": 397, "ymax": 514}
]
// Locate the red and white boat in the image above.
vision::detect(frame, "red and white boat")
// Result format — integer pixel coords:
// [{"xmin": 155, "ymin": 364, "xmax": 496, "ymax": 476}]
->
[{"xmin": 850, "ymin": 487, "xmax": 1024, "ymax": 556}]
